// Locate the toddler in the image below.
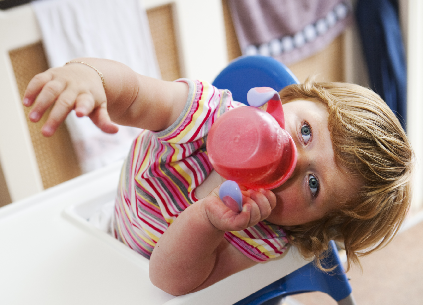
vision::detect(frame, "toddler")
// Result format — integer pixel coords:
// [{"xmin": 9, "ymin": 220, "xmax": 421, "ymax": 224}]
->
[{"xmin": 23, "ymin": 58, "xmax": 414, "ymax": 296}]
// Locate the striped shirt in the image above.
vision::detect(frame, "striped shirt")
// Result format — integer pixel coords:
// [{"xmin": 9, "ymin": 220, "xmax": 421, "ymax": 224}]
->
[{"xmin": 113, "ymin": 79, "xmax": 288, "ymax": 262}]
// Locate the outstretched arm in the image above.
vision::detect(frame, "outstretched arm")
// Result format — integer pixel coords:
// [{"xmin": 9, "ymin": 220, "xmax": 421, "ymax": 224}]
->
[
  {"xmin": 23, "ymin": 58, "xmax": 188, "ymax": 136},
  {"xmin": 149, "ymin": 186, "xmax": 276, "ymax": 296}
]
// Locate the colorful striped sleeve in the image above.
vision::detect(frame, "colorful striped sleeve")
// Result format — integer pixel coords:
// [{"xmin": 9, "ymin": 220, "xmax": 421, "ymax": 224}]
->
[
  {"xmin": 156, "ymin": 79, "xmax": 239, "ymax": 144},
  {"xmin": 225, "ymin": 222, "xmax": 289, "ymax": 262}
]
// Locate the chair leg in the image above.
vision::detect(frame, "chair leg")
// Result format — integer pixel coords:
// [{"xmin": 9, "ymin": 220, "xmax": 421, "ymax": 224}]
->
[{"xmin": 337, "ymin": 294, "xmax": 357, "ymax": 305}]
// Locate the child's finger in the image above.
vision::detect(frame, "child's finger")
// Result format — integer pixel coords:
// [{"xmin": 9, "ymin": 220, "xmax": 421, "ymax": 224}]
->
[
  {"xmin": 258, "ymin": 189, "xmax": 277, "ymax": 211},
  {"xmin": 23, "ymin": 72, "xmax": 53, "ymax": 107},
  {"xmin": 75, "ymin": 93, "xmax": 96, "ymax": 117},
  {"xmin": 40, "ymin": 90, "xmax": 78, "ymax": 137},
  {"xmin": 89, "ymin": 105, "xmax": 119, "ymax": 134},
  {"xmin": 244, "ymin": 196, "xmax": 262, "ymax": 225},
  {"xmin": 246, "ymin": 189, "xmax": 275, "ymax": 222},
  {"xmin": 28, "ymin": 79, "xmax": 66, "ymax": 123}
]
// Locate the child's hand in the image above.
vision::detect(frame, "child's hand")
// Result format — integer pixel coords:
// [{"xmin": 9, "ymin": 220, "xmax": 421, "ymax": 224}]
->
[
  {"xmin": 203, "ymin": 186, "xmax": 276, "ymax": 232},
  {"xmin": 23, "ymin": 63, "xmax": 119, "ymax": 137}
]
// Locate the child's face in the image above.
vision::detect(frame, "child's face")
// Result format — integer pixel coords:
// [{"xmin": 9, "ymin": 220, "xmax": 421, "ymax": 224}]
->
[{"xmin": 266, "ymin": 99, "xmax": 360, "ymax": 226}]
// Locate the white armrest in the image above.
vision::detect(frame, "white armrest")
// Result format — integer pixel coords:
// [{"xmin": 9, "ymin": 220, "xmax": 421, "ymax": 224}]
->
[
  {"xmin": 0, "ymin": 161, "xmax": 311, "ymax": 305},
  {"xmin": 0, "ymin": 5, "xmax": 44, "ymax": 201}
]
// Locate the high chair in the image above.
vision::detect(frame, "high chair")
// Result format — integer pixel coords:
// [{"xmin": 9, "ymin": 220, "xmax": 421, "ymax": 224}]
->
[
  {"xmin": 0, "ymin": 3, "xmax": 354, "ymax": 304},
  {"xmin": 0, "ymin": 54, "xmax": 356, "ymax": 305}
]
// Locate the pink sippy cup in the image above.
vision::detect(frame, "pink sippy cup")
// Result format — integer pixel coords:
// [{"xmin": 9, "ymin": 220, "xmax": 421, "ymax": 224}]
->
[{"xmin": 208, "ymin": 87, "xmax": 297, "ymax": 192}]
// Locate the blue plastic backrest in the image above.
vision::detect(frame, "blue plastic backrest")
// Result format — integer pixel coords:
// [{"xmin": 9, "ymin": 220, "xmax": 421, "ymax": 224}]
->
[
  {"xmin": 212, "ymin": 55, "xmax": 299, "ymax": 105},
  {"xmin": 235, "ymin": 241, "xmax": 352, "ymax": 304}
]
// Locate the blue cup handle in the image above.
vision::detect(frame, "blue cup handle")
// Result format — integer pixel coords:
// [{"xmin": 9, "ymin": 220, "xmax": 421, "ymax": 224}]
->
[
  {"xmin": 247, "ymin": 87, "xmax": 280, "ymax": 107},
  {"xmin": 219, "ymin": 180, "xmax": 243, "ymax": 212}
]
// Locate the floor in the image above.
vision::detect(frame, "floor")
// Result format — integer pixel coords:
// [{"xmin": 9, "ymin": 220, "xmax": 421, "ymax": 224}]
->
[{"xmin": 283, "ymin": 212, "xmax": 423, "ymax": 305}]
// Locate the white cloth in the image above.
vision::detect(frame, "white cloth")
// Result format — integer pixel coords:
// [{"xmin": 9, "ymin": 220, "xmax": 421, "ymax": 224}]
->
[
  {"xmin": 32, "ymin": 0, "xmax": 161, "ymax": 172},
  {"xmin": 88, "ymin": 200, "xmax": 115, "ymax": 235}
]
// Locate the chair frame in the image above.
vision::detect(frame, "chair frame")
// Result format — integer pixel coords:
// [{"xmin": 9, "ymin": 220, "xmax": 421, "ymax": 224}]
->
[{"xmin": 0, "ymin": 5, "xmax": 45, "ymax": 201}]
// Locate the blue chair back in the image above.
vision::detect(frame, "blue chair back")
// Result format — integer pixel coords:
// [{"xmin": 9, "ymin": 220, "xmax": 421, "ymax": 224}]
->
[
  {"xmin": 212, "ymin": 55, "xmax": 299, "ymax": 105},
  {"xmin": 234, "ymin": 241, "xmax": 353, "ymax": 304}
]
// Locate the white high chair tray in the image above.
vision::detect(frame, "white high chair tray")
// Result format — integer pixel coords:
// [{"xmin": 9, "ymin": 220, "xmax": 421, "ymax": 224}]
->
[{"xmin": 0, "ymin": 162, "xmax": 309, "ymax": 305}]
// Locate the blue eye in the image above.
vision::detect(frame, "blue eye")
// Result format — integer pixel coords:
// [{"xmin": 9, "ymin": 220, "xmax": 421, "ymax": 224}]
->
[
  {"xmin": 308, "ymin": 174, "xmax": 319, "ymax": 197},
  {"xmin": 301, "ymin": 122, "xmax": 312, "ymax": 144}
]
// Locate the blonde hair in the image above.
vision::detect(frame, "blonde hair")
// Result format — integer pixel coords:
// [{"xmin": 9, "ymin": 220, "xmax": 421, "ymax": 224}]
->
[{"xmin": 279, "ymin": 80, "xmax": 414, "ymax": 271}]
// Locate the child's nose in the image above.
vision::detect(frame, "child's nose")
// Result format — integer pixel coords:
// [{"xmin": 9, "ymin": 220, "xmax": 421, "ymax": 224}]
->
[{"xmin": 285, "ymin": 146, "xmax": 304, "ymax": 183}]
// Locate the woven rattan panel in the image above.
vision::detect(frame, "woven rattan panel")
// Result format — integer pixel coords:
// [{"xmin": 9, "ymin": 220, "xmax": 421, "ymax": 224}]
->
[
  {"xmin": 222, "ymin": 0, "xmax": 242, "ymax": 62},
  {"xmin": 0, "ymin": 162, "xmax": 12, "ymax": 207},
  {"xmin": 147, "ymin": 4, "xmax": 181, "ymax": 81},
  {"xmin": 9, "ymin": 42, "xmax": 82, "ymax": 190}
]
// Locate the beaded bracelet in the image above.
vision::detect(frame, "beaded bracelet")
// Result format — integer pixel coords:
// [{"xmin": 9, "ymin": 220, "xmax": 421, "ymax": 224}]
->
[{"xmin": 65, "ymin": 61, "xmax": 106, "ymax": 90}]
